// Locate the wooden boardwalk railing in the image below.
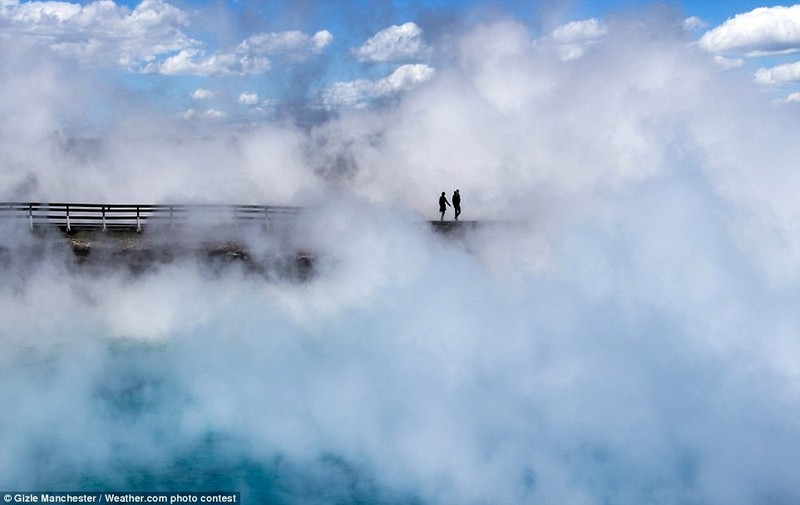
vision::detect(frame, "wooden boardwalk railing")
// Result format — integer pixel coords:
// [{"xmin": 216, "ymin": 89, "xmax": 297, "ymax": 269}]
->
[{"xmin": 0, "ymin": 202, "xmax": 300, "ymax": 233}]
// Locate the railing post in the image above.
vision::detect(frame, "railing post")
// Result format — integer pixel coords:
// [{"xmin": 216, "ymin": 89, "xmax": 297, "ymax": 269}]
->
[
  {"xmin": 102, "ymin": 206, "xmax": 107, "ymax": 232},
  {"xmin": 65, "ymin": 204, "xmax": 71, "ymax": 233},
  {"xmin": 28, "ymin": 203, "xmax": 33, "ymax": 231},
  {"xmin": 136, "ymin": 206, "xmax": 141, "ymax": 233}
]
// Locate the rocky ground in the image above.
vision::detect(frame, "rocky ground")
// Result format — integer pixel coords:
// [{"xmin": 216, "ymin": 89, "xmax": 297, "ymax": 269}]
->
[{"xmin": 2, "ymin": 229, "xmax": 314, "ymax": 281}]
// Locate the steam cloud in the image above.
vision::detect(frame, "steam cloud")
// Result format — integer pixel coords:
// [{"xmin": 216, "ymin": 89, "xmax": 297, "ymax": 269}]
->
[{"xmin": 2, "ymin": 4, "xmax": 800, "ymax": 505}]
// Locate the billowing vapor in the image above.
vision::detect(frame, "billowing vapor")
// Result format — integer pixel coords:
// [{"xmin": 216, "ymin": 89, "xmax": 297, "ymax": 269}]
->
[{"xmin": 2, "ymin": 4, "xmax": 800, "ymax": 505}]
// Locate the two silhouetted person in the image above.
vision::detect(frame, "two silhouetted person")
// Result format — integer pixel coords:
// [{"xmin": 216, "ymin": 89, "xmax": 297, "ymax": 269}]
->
[{"xmin": 438, "ymin": 189, "xmax": 461, "ymax": 221}]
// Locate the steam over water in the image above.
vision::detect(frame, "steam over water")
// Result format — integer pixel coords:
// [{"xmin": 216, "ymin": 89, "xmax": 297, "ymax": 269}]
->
[{"xmin": 2, "ymin": 6, "xmax": 800, "ymax": 505}]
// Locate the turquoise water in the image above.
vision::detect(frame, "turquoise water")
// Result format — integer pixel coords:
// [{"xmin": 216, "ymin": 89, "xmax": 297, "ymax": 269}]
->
[{"xmin": 4, "ymin": 342, "xmax": 422, "ymax": 505}]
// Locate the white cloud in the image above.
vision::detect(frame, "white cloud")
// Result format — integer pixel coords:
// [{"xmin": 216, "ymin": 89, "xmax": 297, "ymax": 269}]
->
[
  {"xmin": 713, "ymin": 55, "xmax": 744, "ymax": 69},
  {"xmin": 2, "ymin": 0, "xmax": 82, "ymax": 23},
  {"xmin": 352, "ymin": 22, "xmax": 429, "ymax": 62},
  {"xmin": 238, "ymin": 92, "xmax": 259, "ymax": 105},
  {"xmin": 180, "ymin": 107, "xmax": 225, "ymax": 120},
  {"xmin": 699, "ymin": 5, "xmax": 800, "ymax": 56},
  {"xmin": 0, "ymin": 0, "xmax": 198, "ymax": 69},
  {"xmin": 146, "ymin": 28, "xmax": 332, "ymax": 76},
  {"xmin": 321, "ymin": 63, "xmax": 434, "ymax": 109},
  {"xmin": 140, "ymin": 28, "xmax": 332, "ymax": 76},
  {"xmin": 551, "ymin": 18, "xmax": 607, "ymax": 44},
  {"xmin": 144, "ymin": 48, "xmax": 270, "ymax": 76},
  {"xmin": 755, "ymin": 60, "xmax": 800, "ymax": 85},
  {"xmin": 191, "ymin": 88, "xmax": 217, "ymax": 100},
  {"xmin": 238, "ymin": 29, "xmax": 333, "ymax": 61},
  {"xmin": 0, "ymin": 1, "xmax": 330, "ymax": 76},
  {"xmin": 550, "ymin": 18, "xmax": 607, "ymax": 60},
  {"xmin": 786, "ymin": 91, "xmax": 800, "ymax": 102},
  {"xmin": 682, "ymin": 16, "xmax": 707, "ymax": 32}
]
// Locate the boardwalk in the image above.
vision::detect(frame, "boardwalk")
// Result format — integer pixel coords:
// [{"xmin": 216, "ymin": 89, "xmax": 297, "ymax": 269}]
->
[
  {"xmin": 0, "ymin": 202, "xmax": 478, "ymax": 279},
  {"xmin": 0, "ymin": 202, "xmax": 477, "ymax": 234},
  {"xmin": 0, "ymin": 202, "xmax": 315, "ymax": 279},
  {"xmin": 0, "ymin": 202, "xmax": 483, "ymax": 280}
]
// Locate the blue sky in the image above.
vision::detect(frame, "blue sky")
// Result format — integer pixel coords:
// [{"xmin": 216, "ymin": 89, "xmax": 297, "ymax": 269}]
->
[{"xmin": 3, "ymin": 0, "xmax": 800, "ymax": 125}]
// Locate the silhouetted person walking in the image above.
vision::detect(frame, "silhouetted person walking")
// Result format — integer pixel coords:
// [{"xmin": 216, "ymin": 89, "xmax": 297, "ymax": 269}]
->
[
  {"xmin": 452, "ymin": 189, "xmax": 461, "ymax": 221},
  {"xmin": 439, "ymin": 192, "xmax": 450, "ymax": 221}
]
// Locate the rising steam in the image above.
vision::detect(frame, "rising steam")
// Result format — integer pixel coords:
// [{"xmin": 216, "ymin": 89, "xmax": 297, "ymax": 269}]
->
[{"xmin": 1, "ymin": 4, "xmax": 800, "ymax": 505}]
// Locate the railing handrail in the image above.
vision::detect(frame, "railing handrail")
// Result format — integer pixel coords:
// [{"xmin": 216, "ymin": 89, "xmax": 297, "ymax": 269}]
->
[
  {"xmin": 0, "ymin": 202, "xmax": 301, "ymax": 232},
  {"xmin": 0, "ymin": 202, "xmax": 299, "ymax": 210}
]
